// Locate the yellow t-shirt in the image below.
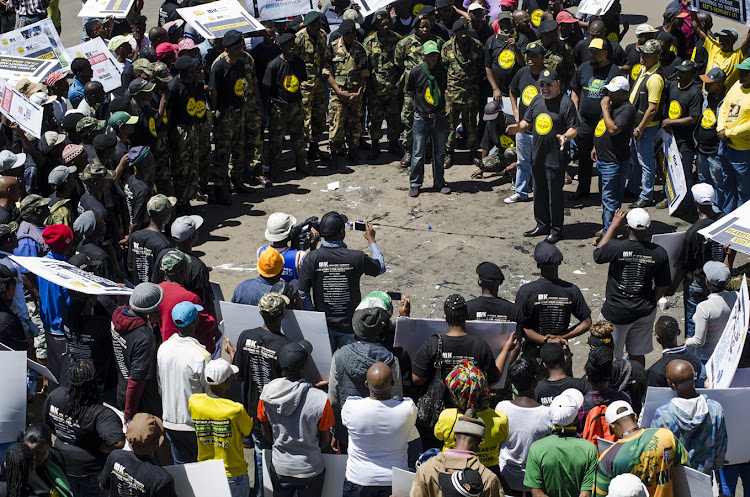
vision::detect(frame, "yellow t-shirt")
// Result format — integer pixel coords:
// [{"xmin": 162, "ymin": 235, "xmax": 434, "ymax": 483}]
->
[
  {"xmin": 705, "ymin": 35, "xmax": 743, "ymax": 90},
  {"xmin": 629, "ymin": 63, "xmax": 664, "ymax": 127},
  {"xmin": 718, "ymin": 81, "xmax": 750, "ymax": 151},
  {"xmin": 189, "ymin": 393, "xmax": 254, "ymax": 477},
  {"xmin": 434, "ymin": 408, "xmax": 509, "ymax": 467}
]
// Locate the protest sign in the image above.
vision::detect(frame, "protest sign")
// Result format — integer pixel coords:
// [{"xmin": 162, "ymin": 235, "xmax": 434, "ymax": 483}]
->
[
  {"xmin": 674, "ymin": 465, "xmax": 713, "ymax": 497},
  {"xmin": 0, "ymin": 77, "xmax": 43, "ymax": 138},
  {"xmin": 178, "ymin": 0, "xmax": 264, "ymax": 40},
  {"xmin": 0, "ymin": 19, "xmax": 71, "ymax": 72},
  {"xmin": 691, "ymin": 0, "xmax": 749, "ymax": 25},
  {"xmin": 655, "ymin": 129, "xmax": 687, "ymax": 215},
  {"xmin": 393, "ymin": 317, "xmax": 515, "ymax": 388},
  {"xmin": 219, "ymin": 301, "xmax": 331, "ymax": 382},
  {"xmin": 250, "ymin": 0, "xmax": 313, "ymax": 21},
  {"xmin": 640, "ymin": 387, "xmax": 750, "ymax": 465},
  {"xmin": 0, "ymin": 352, "xmax": 28, "ymax": 443},
  {"xmin": 164, "ymin": 460, "xmax": 231, "ymax": 497},
  {"xmin": 705, "ymin": 276, "xmax": 749, "ymax": 388},
  {"xmin": 0, "ymin": 342, "xmax": 59, "ymax": 383},
  {"xmin": 0, "ymin": 55, "xmax": 56, "ymax": 84},
  {"xmin": 698, "ymin": 201, "xmax": 750, "ymax": 255},
  {"xmin": 352, "ymin": 0, "xmax": 392, "ymax": 17},
  {"xmin": 9, "ymin": 255, "xmax": 133, "ymax": 295},
  {"xmin": 392, "ymin": 468, "xmax": 416, "ymax": 497},
  {"xmin": 78, "ymin": 0, "xmax": 136, "ymax": 18},
  {"xmin": 263, "ymin": 451, "xmax": 347, "ymax": 497},
  {"xmin": 651, "ymin": 231, "xmax": 686, "ymax": 281},
  {"xmin": 65, "ymin": 38, "xmax": 123, "ymax": 93},
  {"xmin": 578, "ymin": 0, "xmax": 618, "ymax": 16}
]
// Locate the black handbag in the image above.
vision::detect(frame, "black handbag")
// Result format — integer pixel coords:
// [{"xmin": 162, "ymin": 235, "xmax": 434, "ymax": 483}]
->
[{"xmin": 416, "ymin": 334, "xmax": 446, "ymax": 430}]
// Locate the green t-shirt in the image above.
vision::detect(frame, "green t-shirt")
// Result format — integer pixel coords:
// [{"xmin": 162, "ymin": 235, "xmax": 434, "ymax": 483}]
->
[{"xmin": 523, "ymin": 429, "xmax": 599, "ymax": 495}]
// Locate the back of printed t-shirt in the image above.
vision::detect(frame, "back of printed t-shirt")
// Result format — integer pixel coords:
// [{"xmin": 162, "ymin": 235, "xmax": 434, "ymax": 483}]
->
[
  {"xmin": 99, "ymin": 449, "xmax": 176, "ymax": 497},
  {"xmin": 467, "ymin": 296, "xmax": 518, "ymax": 322},
  {"xmin": 515, "ymin": 278, "xmax": 591, "ymax": 336},
  {"xmin": 534, "ymin": 376, "xmax": 592, "ymax": 406},
  {"xmin": 128, "ymin": 230, "xmax": 172, "ymax": 286},
  {"xmin": 412, "ymin": 334, "xmax": 501, "ymax": 387}
]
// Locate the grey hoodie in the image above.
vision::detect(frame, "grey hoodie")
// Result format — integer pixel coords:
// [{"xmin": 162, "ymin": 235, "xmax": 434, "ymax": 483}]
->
[{"xmin": 260, "ymin": 377, "xmax": 329, "ymax": 478}]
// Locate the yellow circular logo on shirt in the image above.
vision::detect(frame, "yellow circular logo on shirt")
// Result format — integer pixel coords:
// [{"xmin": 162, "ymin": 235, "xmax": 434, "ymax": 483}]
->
[
  {"xmin": 412, "ymin": 3, "xmax": 424, "ymax": 15},
  {"xmin": 187, "ymin": 97, "xmax": 197, "ymax": 116},
  {"xmin": 531, "ymin": 9, "xmax": 543, "ymax": 27},
  {"xmin": 499, "ymin": 134, "xmax": 515, "ymax": 148},
  {"xmin": 701, "ymin": 108, "xmax": 717, "ymax": 128},
  {"xmin": 668, "ymin": 100, "xmax": 681, "ymax": 119},
  {"xmin": 17, "ymin": 46, "xmax": 24, "ymax": 55},
  {"xmin": 148, "ymin": 117, "xmax": 157, "ymax": 136},
  {"xmin": 595, "ymin": 118, "xmax": 606, "ymax": 137},
  {"xmin": 196, "ymin": 100, "xmax": 207, "ymax": 119},
  {"xmin": 630, "ymin": 63, "xmax": 642, "ymax": 81},
  {"xmin": 425, "ymin": 86, "xmax": 436, "ymax": 104},
  {"xmin": 535, "ymin": 113, "xmax": 553, "ymax": 135},
  {"xmin": 234, "ymin": 79, "xmax": 244, "ymax": 96},
  {"xmin": 283, "ymin": 74, "xmax": 300, "ymax": 93},
  {"xmin": 607, "ymin": 32, "xmax": 619, "ymax": 42},
  {"xmin": 498, "ymin": 49, "xmax": 515, "ymax": 69},
  {"xmin": 522, "ymin": 85, "xmax": 538, "ymax": 106}
]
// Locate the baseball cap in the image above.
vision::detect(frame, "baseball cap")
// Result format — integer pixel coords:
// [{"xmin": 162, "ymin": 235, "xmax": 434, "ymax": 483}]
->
[
  {"xmin": 73, "ymin": 210, "xmax": 97, "ymax": 237},
  {"xmin": 80, "ymin": 163, "xmax": 115, "ymax": 182},
  {"xmin": 635, "ymin": 23, "xmax": 658, "ymax": 36},
  {"xmin": 68, "ymin": 253, "xmax": 103, "ymax": 272},
  {"xmin": 691, "ymin": 182, "xmax": 715, "ymax": 205},
  {"xmin": 319, "ymin": 211, "xmax": 348, "ymax": 237},
  {"xmin": 539, "ymin": 19, "xmax": 558, "ymax": 34},
  {"xmin": 538, "ymin": 68, "xmax": 558, "ymax": 83},
  {"xmin": 626, "ymin": 208, "xmax": 650, "ymax": 230},
  {"xmin": 75, "ymin": 117, "xmax": 106, "ymax": 135},
  {"xmin": 147, "ymin": 194, "xmax": 177, "ymax": 214},
  {"xmin": 128, "ymin": 146, "xmax": 150, "ymax": 166},
  {"xmin": 45, "ymin": 71, "xmax": 66, "ymax": 86},
  {"xmin": 109, "ymin": 111, "xmax": 138, "ymax": 128},
  {"xmin": 0, "ymin": 150, "xmax": 26, "ymax": 172},
  {"xmin": 223, "ymin": 29, "xmax": 243, "ymax": 48},
  {"xmin": 435, "ymin": 0, "xmax": 452, "ymax": 8},
  {"xmin": 534, "ymin": 241, "xmax": 563, "ymax": 265},
  {"xmin": 132, "ymin": 58, "xmax": 153, "ymax": 75},
  {"xmin": 172, "ymin": 301, "xmax": 203, "ymax": 328},
  {"xmin": 20, "ymin": 194, "xmax": 49, "ymax": 215},
  {"xmin": 205, "ymin": 358, "xmax": 239, "ymax": 385},
  {"xmin": 258, "ymin": 292, "xmax": 290, "ymax": 318},
  {"xmin": 257, "ymin": 247, "xmax": 284, "ymax": 278},
  {"xmin": 48, "ymin": 165, "xmax": 77, "ymax": 187},
  {"xmin": 126, "ymin": 413, "xmax": 165, "ymax": 456},
  {"xmin": 171, "ymin": 215, "xmax": 203, "ymax": 242},
  {"xmin": 155, "ymin": 42, "xmax": 178, "ymax": 58},
  {"xmin": 178, "ymin": 38, "xmax": 198, "ymax": 53},
  {"xmin": 15, "ymin": 79, "xmax": 43, "ymax": 97},
  {"xmin": 556, "ymin": 11, "xmax": 577, "ymax": 24},
  {"xmin": 736, "ymin": 57, "xmax": 750, "ymax": 70},
  {"xmin": 129, "ymin": 79, "xmax": 155, "ymax": 95},
  {"xmin": 663, "ymin": 7, "xmax": 688, "ymax": 21},
  {"xmin": 589, "ymin": 38, "xmax": 605, "ymax": 50},
  {"xmin": 718, "ymin": 27, "xmax": 739, "ymax": 40},
  {"xmin": 704, "ymin": 261, "xmax": 731, "ymax": 288},
  {"xmin": 423, "ymin": 40, "xmax": 440, "ymax": 56},
  {"xmin": 151, "ymin": 61, "xmax": 173, "ymax": 83},
  {"xmin": 279, "ymin": 340, "xmax": 313, "ymax": 374},
  {"xmin": 278, "ymin": 32, "xmax": 295, "ymax": 46},
  {"xmin": 160, "ymin": 250, "xmax": 191, "ymax": 273},
  {"xmin": 605, "ymin": 400, "xmax": 635, "ymax": 425},
  {"xmin": 339, "ymin": 19, "xmax": 356, "ymax": 35},
  {"xmin": 675, "ymin": 60, "xmax": 698, "ymax": 72},
  {"xmin": 108, "ymin": 34, "xmax": 134, "ymax": 52},
  {"xmin": 438, "ymin": 470, "xmax": 483, "ymax": 497},
  {"xmin": 29, "ymin": 92, "xmax": 56, "ymax": 107},
  {"xmin": 356, "ymin": 291, "xmax": 393, "ymax": 314},
  {"xmin": 500, "ymin": 0, "xmax": 516, "ymax": 6},
  {"xmin": 549, "ymin": 388, "xmax": 584, "ymax": 426},
  {"xmin": 93, "ymin": 133, "xmax": 117, "ymax": 152},
  {"xmin": 265, "ymin": 212, "xmax": 297, "ymax": 242},
  {"xmin": 497, "ymin": 11, "xmax": 512, "ymax": 21},
  {"xmin": 483, "ymin": 100, "xmax": 501, "ymax": 121},
  {"xmin": 640, "ymin": 39, "xmax": 661, "ymax": 54},
  {"xmin": 39, "ymin": 131, "xmax": 66, "ymax": 154},
  {"xmin": 700, "ymin": 67, "xmax": 727, "ymax": 84},
  {"xmin": 524, "ymin": 41, "xmax": 544, "ymax": 55},
  {"xmin": 604, "ymin": 75, "xmax": 629, "ymax": 93},
  {"xmin": 468, "ymin": 2, "xmax": 485, "ymax": 12}
]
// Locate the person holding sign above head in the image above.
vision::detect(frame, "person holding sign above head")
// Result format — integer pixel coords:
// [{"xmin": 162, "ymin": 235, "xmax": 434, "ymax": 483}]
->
[
  {"xmin": 506, "ymin": 68, "xmax": 578, "ymax": 244},
  {"xmin": 690, "ymin": 11, "xmax": 750, "ymax": 91}
]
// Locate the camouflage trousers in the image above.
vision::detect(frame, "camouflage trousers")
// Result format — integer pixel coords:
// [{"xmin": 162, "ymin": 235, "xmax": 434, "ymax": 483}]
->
[
  {"xmin": 300, "ymin": 78, "xmax": 326, "ymax": 144},
  {"xmin": 154, "ymin": 130, "xmax": 174, "ymax": 196},
  {"xmin": 269, "ymin": 100, "xmax": 305, "ymax": 176},
  {"xmin": 479, "ymin": 147, "xmax": 517, "ymax": 172},
  {"xmin": 212, "ymin": 107, "xmax": 244, "ymax": 187},
  {"xmin": 369, "ymin": 88, "xmax": 401, "ymax": 144},
  {"xmin": 329, "ymin": 92, "xmax": 363, "ymax": 154},
  {"xmin": 240, "ymin": 95, "xmax": 262, "ymax": 176},
  {"xmin": 169, "ymin": 125, "xmax": 199, "ymax": 206},
  {"xmin": 195, "ymin": 118, "xmax": 211, "ymax": 190},
  {"xmin": 446, "ymin": 100, "xmax": 479, "ymax": 151},
  {"xmin": 400, "ymin": 93, "xmax": 414, "ymax": 148}
]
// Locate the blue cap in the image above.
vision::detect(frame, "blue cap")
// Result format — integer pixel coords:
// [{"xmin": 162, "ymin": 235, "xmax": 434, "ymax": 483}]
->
[{"xmin": 172, "ymin": 301, "xmax": 203, "ymax": 328}]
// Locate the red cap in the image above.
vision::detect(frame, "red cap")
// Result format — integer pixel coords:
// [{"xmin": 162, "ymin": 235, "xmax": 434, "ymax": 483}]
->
[
  {"xmin": 500, "ymin": 0, "xmax": 516, "ymax": 6},
  {"xmin": 155, "ymin": 42, "xmax": 178, "ymax": 58},
  {"xmin": 42, "ymin": 224, "xmax": 73, "ymax": 253},
  {"xmin": 556, "ymin": 11, "xmax": 578, "ymax": 24}
]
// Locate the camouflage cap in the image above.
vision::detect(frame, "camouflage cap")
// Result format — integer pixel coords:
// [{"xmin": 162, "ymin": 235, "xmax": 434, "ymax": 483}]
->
[
  {"xmin": 75, "ymin": 117, "xmax": 106, "ymax": 135},
  {"xmin": 258, "ymin": 292, "xmax": 290, "ymax": 317},
  {"xmin": 150, "ymin": 61, "xmax": 173, "ymax": 83},
  {"xmin": 640, "ymin": 39, "xmax": 661, "ymax": 54},
  {"xmin": 80, "ymin": 162, "xmax": 115, "ymax": 182},
  {"xmin": 132, "ymin": 58, "xmax": 153, "ymax": 75},
  {"xmin": 147, "ymin": 194, "xmax": 177, "ymax": 214},
  {"xmin": 160, "ymin": 250, "xmax": 191, "ymax": 273},
  {"xmin": 19, "ymin": 194, "xmax": 50, "ymax": 214}
]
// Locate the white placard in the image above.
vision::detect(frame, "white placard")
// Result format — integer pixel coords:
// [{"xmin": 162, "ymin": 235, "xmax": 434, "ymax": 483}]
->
[
  {"xmin": 577, "ymin": 0, "xmax": 617, "ymax": 15},
  {"xmin": 651, "ymin": 231, "xmax": 686, "ymax": 281},
  {"xmin": 263, "ymin": 450, "xmax": 347, "ymax": 497},
  {"xmin": 352, "ymin": 0, "xmax": 391, "ymax": 17},
  {"xmin": 0, "ymin": 19, "xmax": 71, "ymax": 72},
  {"xmin": 0, "ymin": 341, "xmax": 58, "ymax": 383},
  {"xmin": 655, "ymin": 129, "xmax": 687, "ymax": 215},
  {"xmin": 78, "ymin": 0, "xmax": 136, "ymax": 18},
  {"xmin": 178, "ymin": 0, "xmax": 264, "ymax": 40},
  {"xmin": 219, "ymin": 301, "xmax": 331, "ymax": 382},
  {"xmin": 0, "ymin": 55, "xmax": 56, "ymax": 84},
  {"xmin": 250, "ymin": 0, "xmax": 314, "ymax": 21},
  {"xmin": 0, "ymin": 351, "xmax": 28, "ymax": 443},
  {"xmin": 9, "ymin": 255, "xmax": 133, "ymax": 295},
  {"xmin": 641, "ymin": 386, "xmax": 750, "ymax": 465},
  {"xmin": 698, "ymin": 201, "xmax": 750, "ymax": 256},
  {"xmin": 65, "ymin": 38, "xmax": 123, "ymax": 94},
  {"xmin": 706, "ymin": 277, "xmax": 749, "ymax": 388},
  {"xmin": 392, "ymin": 468, "xmax": 415, "ymax": 497},
  {"xmin": 164, "ymin": 460, "xmax": 232, "ymax": 497},
  {"xmin": 393, "ymin": 317, "xmax": 515, "ymax": 388},
  {"xmin": 0, "ymin": 77, "xmax": 43, "ymax": 138}
]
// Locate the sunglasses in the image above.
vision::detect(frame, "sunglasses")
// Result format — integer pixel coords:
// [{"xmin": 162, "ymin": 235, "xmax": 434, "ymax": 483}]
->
[{"xmin": 539, "ymin": 82, "xmax": 553, "ymax": 88}]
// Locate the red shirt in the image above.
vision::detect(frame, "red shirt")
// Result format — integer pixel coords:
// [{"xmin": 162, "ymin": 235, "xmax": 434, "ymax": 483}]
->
[{"xmin": 157, "ymin": 282, "xmax": 217, "ymax": 353}]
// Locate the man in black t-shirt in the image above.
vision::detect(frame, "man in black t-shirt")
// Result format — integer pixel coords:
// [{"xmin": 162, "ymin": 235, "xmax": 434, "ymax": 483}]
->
[
  {"xmin": 127, "ymin": 194, "xmax": 174, "ymax": 286},
  {"xmin": 696, "ymin": 68, "xmax": 729, "ymax": 212},
  {"xmin": 571, "ymin": 20, "xmax": 627, "ymax": 68},
  {"xmin": 646, "ymin": 316, "xmax": 702, "ymax": 387},
  {"xmin": 623, "ymin": 24, "xmax": 659, "ymax": 86},
  {"xmin": 167, "ymin": 56, "xmax": 200, "ymax": 211},
  {"xmin": 124, "ymin": 147, "xmax": 156, "ymax": 245},
  {"xmin": 594, "ymin": 208, "xmax": 670, "ymax": 366},
  {"xmin": 250, "ymin": 23, "xmax": 282, "ymax": 132},
  {"xmin": 534, "ymin": 343, "xmax": 591, "ymax": 405},
  {"xmin": 484, "ymin": 12, "xmax": 525, "ymax": 100},
  {"xmin": 467, "ymin": 261, "xmax": 517, "ymax": 322},
  {"xmin": 507, "ymin": 67, "xmax": 578, "ymax": 244},
  {"xmin": 406, "ymin": 40, "xmax": 449, "ymax": 198},
  {"xmin": 128, "ymin": 79, "xmax": 159, "ymax": 152}
]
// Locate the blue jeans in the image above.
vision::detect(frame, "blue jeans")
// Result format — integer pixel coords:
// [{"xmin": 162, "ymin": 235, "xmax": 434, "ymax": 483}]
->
[
  {"xmin": 410, "ymin": 111, "xmax": 447, "ymax": 189},
  {"xmin": 342, "ymin": 479, "xmax": 391, "ymax": 497},
  {"xmin": 697, "ymin": 151, "xmax": 735, "ymax": 213},
  {"xmin": 271, "ymin": 469, "xmax": 325, "ymax": 497},
  {"xmin": 228, "ymin": 473, "xmax": 250, "ymax": 497},
  {"xmin": 717, "ymin": 463, "xmax": 750, "ymax": 496},
  {"xmin": 253, "ymin": 432, "xmax": 272, "ymax": 497},
  {"xmin": 720, "ymin": 142, "xmax": 750, "ymax": 207},
  {"xmin": 683, "ymin": 277, "xmax": 708, "ymax": 339},
  {"xmin": 626, "ymin": 125, "xmax": 658, "ymax": 201},
  {"xmin": 598, "ymin": 159, "xmax": 629, "ymax": 235},
  {"xmin": 514, "ymin": 132, "xmax": 533, "ymax": 197},
  {"xmin": 328, "ymin": 328, "xmax": 354, "ymax": 353},
  {"xmin": 166, "ymin": 429, "xmax": 198, "ymax": 465},
  {"xmin": 69, "ymin": 474, "xmax": 107, "ymax": 497}
]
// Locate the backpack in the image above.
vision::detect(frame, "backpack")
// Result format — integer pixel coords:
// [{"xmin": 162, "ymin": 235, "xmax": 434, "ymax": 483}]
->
[{"xmin": 581, "ymin": 399, "xmax": 617, "ymax": 449}]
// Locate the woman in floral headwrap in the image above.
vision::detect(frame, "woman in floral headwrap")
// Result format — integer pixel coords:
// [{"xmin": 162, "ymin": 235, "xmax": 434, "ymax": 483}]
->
[{"xmin": 433, "ymin": 359, "xmax": 509, "ymax": 475}]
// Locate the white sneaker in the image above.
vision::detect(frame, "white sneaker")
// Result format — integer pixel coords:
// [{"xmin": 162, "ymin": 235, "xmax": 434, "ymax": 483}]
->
[{"xmin": 504, "ymin": 193, "xmax": 529, "ymax": 204}]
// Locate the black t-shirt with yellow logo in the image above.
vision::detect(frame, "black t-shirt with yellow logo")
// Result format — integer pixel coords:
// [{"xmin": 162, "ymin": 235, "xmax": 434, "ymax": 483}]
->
[
  {"xmin": 523, "ymin": 91, "xmax": 578, "ymax": 168},
  {"xmin": 593, "ymin": 100, "xmax": 637, "ymax": 163},
  {"xmin": 407, "ymin": 62, "xmax": 447, "ymax": 115},
  {"xmin": 698, "ymin": 92, "xmax": 722, "ymax": 156},
  {"xmin": 569, "ymin": 60, "xmax": 622, "ymax": 125},
  {"xmin": 263, "ymin": 54, "xmax": 307, "ymax": 105},
  {"xmin": 130, "ymin": 102, "xmax": 157, "ymax": 150},
  {"xmin": 167, "ymin": 75, "xmax": 197, "ymax": 127},
  {"xmin": 509, "ymin": 66, "xmax": 541, "ymax": 135},
  {"xmin": 666, "ymin": 80, "xmax": 701, "ymax": 149},
  {"xmin": 208, "ymin": 57, "xmax": 246, "ymax": 110},
  {"xmin": 484, "ymin": 33, "xmax": 528, "ymax": 96}
]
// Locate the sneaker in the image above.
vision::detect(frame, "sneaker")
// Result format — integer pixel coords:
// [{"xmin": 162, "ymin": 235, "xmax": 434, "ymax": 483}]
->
[
  {"xmin": 504, "ymin": 193, "xmax": 529, "ymax": 204},
  {"xmin": 409, "ymin": 187, "xmax": 420, "ymax": 197}
]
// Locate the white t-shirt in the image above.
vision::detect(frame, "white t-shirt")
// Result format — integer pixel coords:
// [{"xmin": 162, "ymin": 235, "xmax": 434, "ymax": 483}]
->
[
  {"xmin": 342, "ymin": 396, "xmax": 417, "ymax": 486},
  {"xmin": 496, "ymin": 400, "xmax": 552, "ymax": 491},
  {"xmin": 157, "ymin": 334, "xmax": 211, "ymax": 431}
]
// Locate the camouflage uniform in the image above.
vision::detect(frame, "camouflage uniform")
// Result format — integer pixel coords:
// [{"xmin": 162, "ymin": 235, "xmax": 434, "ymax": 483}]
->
[
  {"xmin": 442, "ymin": 36, "xmax": 484, "ymax": 153},
  {"xmin": 543, "ymin": 40, "xmax": 575, "ymax": 91},
  {"xmin": 325, "ymin": 36, "xmax": 370, "ymax": 155},
  {"xmin": 153, "ymin": 95, "xmax": 174, "ymax": 196},
  {"xmin": 395, "ymin": 33, "xmax": 444, "ymax": 149},
  {"xmin": 479, "ymin": 147, "xmax": 517, "ymax": 172},
  {"xmin": 364, "ymin": 29, "xmax": 402, "ymax": 145},
  {"xmin": 269, "ymin": 102, "xmax": 305, "ymax": 166},
  {"xmin": 209, "ymin": 56, "xmax": 246, "ymax": 190},
  {"xmin": 296, "ymin": 26, "xmax": 330, "ymax": 145},
  {"xmin": 168, "ymin": 125, "xmax": 199, "ymax": 206},
  {"xmin": 45, "ymin": 199, "xmax": 73, "ymax": 226}
]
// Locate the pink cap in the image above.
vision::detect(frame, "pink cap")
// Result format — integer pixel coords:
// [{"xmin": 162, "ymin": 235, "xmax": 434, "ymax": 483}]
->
[
  {"xmin": 556, "ymin": 11, "xmax": 578, "ymax": 24},
  {"xmin": 500, "ymin": 0, "xmax": 516, "ymax": 6},
  {"xmin": 155, "ymin": 42, "xmax": 178, "ymax": 58},
  {"xmin": 178, "ymin": 38, "xmax": 197, "ymax": 52},
  {"xmin": 45, "ymin": 71, "xmax": 67, "ymax": 86}
]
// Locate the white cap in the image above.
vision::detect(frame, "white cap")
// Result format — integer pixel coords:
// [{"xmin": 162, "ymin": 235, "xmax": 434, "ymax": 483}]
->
[
  {"xmin": 468, "ymin": 2, "xmax": 485, "ymax": 11},
  {"xmin": 549, "ymin": 388, "xmax": 584, "ymax": 426},
  {"xmin": 0, "ymin": 150, "xmax": 26, "ymax": 172},
  {"xmin": 171, "ymin": 215, "xmax": 203, "ymax": 242},
  {"xmin": 605, "ymin": 400, "xmax": 636, "ymax": 425},
  {"xmin": 265, "ymin": 212, "xmax": 297, "ymax": 242},
  {"xmin": 205, "ymin": 359, "xmax": 239, "ymax": 385},
  {"xmin": 607, "ymin": 473, "xmax": 649, "ymax": 497},
  {"xmin": 626, "ymin": 208, "xmax": 650, "ymax": 230},
  {"xmin": 39, "ymin": 130, "xmax": 66, "ymax": 154},
  {"xmin": 604, "ymin": 76, "xmax": 629, "ymax": 93},
  {"xmin": 29, "ymin": 92, "xmax": 56, "ymax": 107},
  {"xmin": 635, "ymin": 23, "xmax": 658, "ymax": 35},
  {"xmin": 691, "ymin": 183, "xmax": 716, "ymax": 206}
]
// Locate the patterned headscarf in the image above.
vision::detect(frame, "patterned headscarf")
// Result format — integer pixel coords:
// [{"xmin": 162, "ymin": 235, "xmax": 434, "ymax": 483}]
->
[{"xmin": 445, "ymin": 360, "xmax": 491, "ymax": 413}]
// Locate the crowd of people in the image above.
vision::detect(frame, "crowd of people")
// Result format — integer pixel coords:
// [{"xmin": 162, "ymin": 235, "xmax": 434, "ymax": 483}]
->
[{"xmin": 0, "ymin": 0, "xmax": 746, "ymax": 496}]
